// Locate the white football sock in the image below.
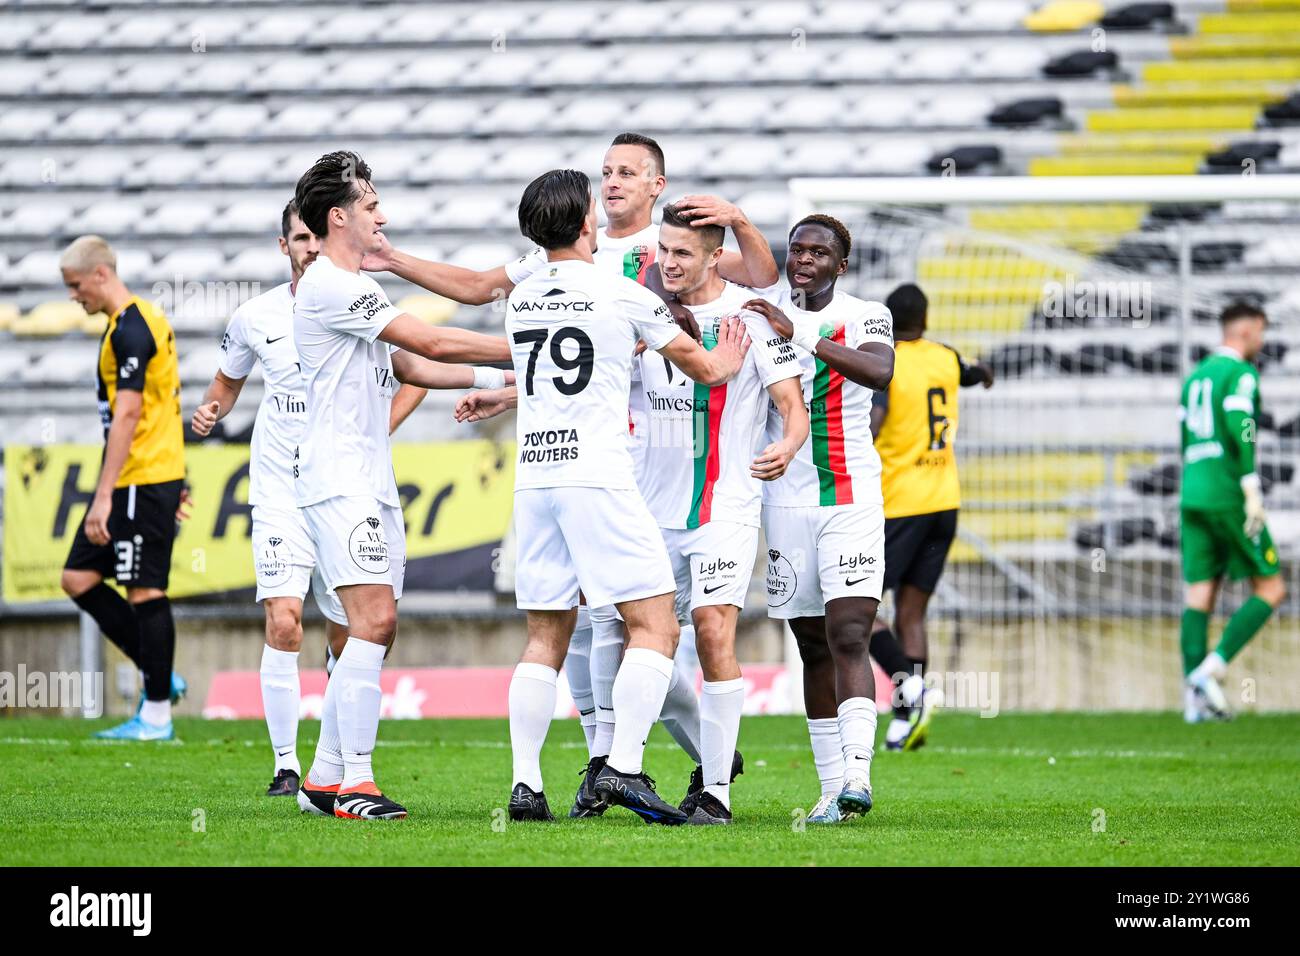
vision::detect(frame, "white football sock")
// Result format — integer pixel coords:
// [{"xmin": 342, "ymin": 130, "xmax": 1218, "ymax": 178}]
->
[
  {"xmin": 838, "ymin": 697, "xmax": 878, "ymax": 780},
  {"xmin": 334, "ymin": 637, "xmax": 386, "ymax": 791},
  {"xmin": 807, "ymin": 717, "xmax": 844, "ymax": 796},
  {"xmin": 565, "ymin": 606, "xmax": 597, "ymax": 756},
  {"xmin": 309, "ymin": 661, "xmax": 344, "ymax": 787},
  {"xmin": 509, "ymin": 662, "xmax": 557, "ymax": 792},
  {"xmin": 590, "ymin": 606, "xmax": 623, "ymax": 757},
  {"xmin": 140, "ymin": 698, "xmax": 170, "ymax": 726},
  {"xmin": 1191, "ymin": 651, "xmax": 1228, "ymax": 683},
  {"xmin": 700, "ymin": 677, "xmax": 745, "ymax": 809},
  {"xmin": 260, "ymin": 645, "xmax": 301, "ymax": 774},
  {"xmin": 899, "ymin": 673, "xmax": 925, "ymax": 709},
  {"xmin": 607, "ymin": 647, "xmax": 674, "ymax": 775},
  {"xmin": 660, "ymin": 639, "xmax": 702, "ymax": 764}
]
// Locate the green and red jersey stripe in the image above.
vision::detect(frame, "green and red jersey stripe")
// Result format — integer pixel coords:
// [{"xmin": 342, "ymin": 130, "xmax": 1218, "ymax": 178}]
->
[
  {"xmin": 623, "ymin": 245, "xmax": 656, "ymax": 285},
  {"xmin": 687, "ymin": 327, "xmax": 727, "ymax": 528},
  {"xmin": 810, "ymin": 324, "xmax": 853, "ymax": 506}
]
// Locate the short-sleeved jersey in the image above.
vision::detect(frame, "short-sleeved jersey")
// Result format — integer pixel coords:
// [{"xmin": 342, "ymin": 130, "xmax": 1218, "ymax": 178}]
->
[
  {"xmin": 875, "ymin": 338, "xmax": 968, "ymax": 518},
  {"xmin": 218, "ymin": 281, "xmax": 306, "ymax": 507},
  {"xmin": 507, "ymin": 258, "xmax": 681, "ymax": 491},
  {"xmin": 292, "ymin": 255, "xmax": 402, "ymax": 508},
  {"xmin": 97, "ymin": 296, "xmax": 184, "ymax": 487},
  {"xmin": 1180, "ymin": 347, "xmax": 1260, "ymax": 512},
  {"xmin": 763, "ymin": 289, "xmax": 894, "ymax": 508},
  {"xmin": 635, "ymin": 280, "xmax": 796, "ymax": 529}
]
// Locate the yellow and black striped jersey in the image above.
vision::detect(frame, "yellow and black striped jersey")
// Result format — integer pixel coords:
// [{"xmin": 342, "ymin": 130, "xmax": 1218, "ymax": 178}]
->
[
  {"xmin": 97, "ymin": 296, "xmax": 185, "ymax": 487},
  {"xmin": 874, "ymin": 338, "xmax": 978, "ymax": 519}
]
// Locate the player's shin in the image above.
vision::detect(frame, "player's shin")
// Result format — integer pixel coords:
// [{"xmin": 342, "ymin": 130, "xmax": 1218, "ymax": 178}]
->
[
  {"xmin": 564, "ymin": 606, "xmax": 597, "ymax": 756},
  {"xmin": 700, "ymin": 677, "xmax": 744, "ymax": 809},
  {"xmin": 608, "ymin": 647, "xmax": 675, "ymax": 775},
  {"xmin": 333, "ymin": 637, "xmax": 387, "ymax": 790},
  {"xmin": 260, "ymin": 645, "xmax": 301, "ymax": 774},
  {"xmin": 589, "ymin": 606, "xmax": 623, "ymax": 757},
  {"xmin": 134, "ymin": 595, "xmax": 176, "ymax": 726},
  {"xmin": 509, "ymin": 661, "xmax": 558, "ymax": 792},
  {"xmin": 659, "ymin": 632, "xmax": 703, "ymax": 763}
]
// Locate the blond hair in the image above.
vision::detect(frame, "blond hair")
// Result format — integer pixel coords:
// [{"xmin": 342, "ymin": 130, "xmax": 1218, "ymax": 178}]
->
[{"xmin": 59, "ymin": 235, "xmax": 117, "ymax": 274}]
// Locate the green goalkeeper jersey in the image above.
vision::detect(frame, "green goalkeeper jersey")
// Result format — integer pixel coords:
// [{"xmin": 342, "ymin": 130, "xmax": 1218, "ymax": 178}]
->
[{"xmin": 1179, "ymin": 347, "xmax": 1260, "ymax": 512}]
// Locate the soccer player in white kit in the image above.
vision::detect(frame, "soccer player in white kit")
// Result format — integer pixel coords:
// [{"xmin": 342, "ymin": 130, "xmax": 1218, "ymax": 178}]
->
[
  {"xmin": 366, "ymin": 132, "xmax": 778, "ymax": 798},
  {"xmin": 190, "ymin": 201, "xmax": 436, "ymax": 798},
  {"xmin": 743, "ymin": 215, "xmax": 895, "ymax": 824},
  {"xmin": 289, "ymin": 151, "xmax": 513, "ymax": 820},
  {"xmin": 632, "ymin": 203, "xmax": 809, "ymax": 823},
  {"xmin": 501, "ymin": 169, "xmax": 749, "ymax": 824}
]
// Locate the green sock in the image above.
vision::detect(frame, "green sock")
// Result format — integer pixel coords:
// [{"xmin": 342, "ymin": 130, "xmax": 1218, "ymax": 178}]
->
[
  {"xmin": 1180, "ymin": 608, "xmax": 1209, "ymax": 675},
  {"xmin": 1216, "ymin": 596, "xmax": 1274, "ymax": 664}
]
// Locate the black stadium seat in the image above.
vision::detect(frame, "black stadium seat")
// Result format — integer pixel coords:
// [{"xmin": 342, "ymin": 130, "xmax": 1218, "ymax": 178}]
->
[
  {"xmin": 1099, "ymin": 3, "xmax": 1175, "ymax": 31},
  {"xmin": 987, "ymin": 97, "xmax": 1063, "ymax": 127},
  {"xmin": 1042, "ymin": 50, "xmax": 1119, "ymax": 78},
  {"xmin": 926, "ymin": 144, "xmax": 1002, "ymax": 173}
]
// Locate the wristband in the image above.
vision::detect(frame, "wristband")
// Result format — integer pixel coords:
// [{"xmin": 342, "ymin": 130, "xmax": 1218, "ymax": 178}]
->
[
  {"xmin": 790, "ymin": 322, "xmax": 823, "ymax": 355},
  {"xmin": 472, "ymin": 366, "xmax": 507, "ymax": 390}
]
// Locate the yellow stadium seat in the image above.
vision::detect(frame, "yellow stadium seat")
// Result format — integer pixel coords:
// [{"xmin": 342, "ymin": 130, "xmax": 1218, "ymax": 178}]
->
[
  {"xmin": 1145, "ymin": 59, "xmax": 1300, "ymax": 82},
  {"xmin": 1228, "ymin": 0, "xmax": 1300, "ymax": 10},
  {"xmin": 0, "ymin": 302, "xmax": 19, "ymax": 332},
  {"xmin": 1057, "ymin": 133, "xmax": 1224, "ymax": 155},
  {"xmin": 918, "ymin": 255, "xmax": 1063, "ymax": 282},
  {"xmin": 961, "ymin": 453, "xmax": 1156, "ymax": 503},
  {"xmin": 1112, "ymin": 81, "xmax": 1289, "ymax": 107},
  {"xmin": 955, "ymin": 510, "xmax": 1081, "ymax": 542},
  {"xmin": 1085, "ymin": 106, "xmax": 1260, "ymax": 131},
  {"xmin": 396, "ymin": 293, "xmax": 457, "ymax": 326},
  {"xmin": 11, "ymin": 301, "xmax": 86, "ymax": 337},
  {"xmin": 1172, "ymin": 35, "xmax": 1300, "ymax": 58},
  {"xmin": 1023, "ymin": 0, "xmax": 1104, "ymax": 31},
  {"xmin": 1199, "ymin": 12, "xmax": 1300, "ymax": 33},
  {"xmin": 927, "ymin": 305, "xmax": 1035, "ymax": 334},
  {"xmin": 968, "ymin": 204, "xmax": 1147, "ymax": 236},
  {"xmin": 1028, "ymin": 154, "xmax": 1204, "ymax": 175}
]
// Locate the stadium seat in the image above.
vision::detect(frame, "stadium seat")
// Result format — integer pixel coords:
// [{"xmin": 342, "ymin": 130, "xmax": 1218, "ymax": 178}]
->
[
  {"xmin": 817, "ymin": 1, "xmax": 885, "ymax": 33},
  {"xmin": 759, "ymin": 47, "xmax": 824, "ymax": 83},
  {"xmin": 78, "ymin": 199, "xmax": 144, "ymax": 236},
  {"xmin": 11, "ymin": 250, "xmax": 64, "ymax": 287},
  {"xmin": 110, "ymin": 57, "xmax": 195, "ymax": 95},
  {"xmin": 381, "ymin": 195, "xmax": 439, "ymax": 232},
  {"xmin": 661, "ymin": 2, "xmax": 740, "ymax": 37},
  {"xmin": 652, "ymin": 137, "xmax": 716, "ymax": 178},
  {"xmin": 435, "ymin": 193, "xmax": 513, "ymax": 230},
  {"xmin": 394, "ymin": 52, "xmax": 481, "ymax": 91},
  {"xmin": 396, "ymin": 293, "xmax": 459, "ymax": 325},
  {"xmin": 11, "ymin": 301, "xmax": 85, "ymax": 337},
  {"xmin": 63, "ymin": 152, "xmax": 137, "ymax": 188},
  {"xmin": 495, "ymin": 142, "xmax": 573, "ymax": 180},
  {"xmin": 765, "ymin": 91, "xmax": 849, "ymax": 130},
  {"xmin": 352, "ymin": 146, "xmax": 420, "ymax": 184},
  {"xmin": 409, "ymin": 100, "xmax": 484, "ymax": 135},
  {"xmin": 471, "ymin": 51, "xmax": 543, "ymax": 88},
  {"xmin": 530, "ymin": 4, "xmax": 601, "ymax": 39},
  {"xmin": 177, "ymin": 343, "xmax": 225, "ymax": 385},
  {"xmin": 21, "ymin": 346, "xmax": 101, "ymax": 384},
  {"xmin": 823, "ymin": 44, "xmax": 899, "ymax": 82},
  {"xmin": 689, "ymin": 92, "xmax": 772, "ymax": 130},
  {"xmin": 129, "ymin": 104, "xmax": 203, "ymax": 140},
  {"xmin": 1043, "ymin": 50, "xmax": 1119, "ymax": 77},
  {"xmin": 342, "ymin": 102, "xmax": 414, "ymax": 137},
  {"xmin": 687, "ymin": 44, "xmax": 758, "ymax": 83},
  {"xmin": 100, "ymin": 15, "xmax": 182, "ymax": 49},
  {"xmin": 0, "ymin": 200, "xmax": 74, "ymax": 238},
  {"xmin": 733, "ymin": 189, "xmax": 789, "ymax": 228},
  {"xmin": 534, "ymin": 49, "xmax": 614, "ymax": 87},
  {"xmin": 49, "ymin": 106, "xmax": 129, "ymax": 142},
  {"xmin": 244, "ymin": 57, "xmax": 321, "ymax": 95},
  {"xmin": 893, "ymin": 43, "xmax": 971, "ymax": 80},
  {"xmin": 202, "ymin": 103, "xmax": 273, "ymax": 139},
  {"xmin": 601, "ymin": 3, "xmax": 677, "ymax": 38},
  {"xmin": 421, "ymin": 142, "xmax": 501, "ymax": 183},
  {"xmin": 890, "ymin": 0, "xmax": 959, "ymax": 32},
  {"xmin": 781, "ymin": 137, "xmax": 865, "ymax": 176},
  {"xmin": 268, "ymin": 103, "xmax": 337, "ymax": 138},
  {"xmin": 744, "ymin": 1, "xmax": 817, "ymax": 35},
  {"xmin": 239, "ymin": 12, "xmax": 316, "ymax": 46},
  {"xmin": 710, "ymin": 139, "xmax": 787, "ymax": 178},
  {"xmin": 27, "ymin": 16, "xmax": 107, "ymax": 51},
  {"xmin": 178, "ymin": 55, "xmax": 261, "ymax": 94},
  {"xmin": 476, "ymin": 98, "xmax": 555, "ymax": 135},
  {"xmin": 127, "ymin": 151, "xmax": 207, "ymax": 187},
  {"xmin": 919, "ymin": 93, "xmax": 998, "ymax": 127},
  {"xmin": 0, "ymin": 60, "xmax": 47, "ymax": 96},
  {"xmin": 114, "ymin": 249, "xmax": 154, "ymax": 285},
  {"xmin": 144, "ymin": 200, "xmax": 219, "ymax": 237},
  {"xmin": 626, "ymin": 95, "xmax": 699, "ymax": 132},
  {"xmin": 0, "ymin": 17, "xmax": 40, "ymax": 50},
  {"xmin": 210, "ymin": 201, "xmax": 280, "ymax": 236},
  {"xmin": 0, "ymin": 107, "xmax": 58, "ymax": 141},
  {"xmin": 318, "ymin": 57, "xmax": 393, "ymax": 93},
  {"xmin": 225, "ymin": 246, "xmax": 287, "ymax": 283},
  {"xmin": 859, "ymin": 137, "xmax": 935, "ymax": 174},
  {"xmin": 1024, "ymin": 0, "xmax": 1104, "ymax": 31},
  {"xmin": 846, "ymin": 90, "xmax": 918, "ymax": 128},
  {"xmin": 313, "ymin": 10, "xmax": 385, "ymax": 46},
  {"xmin": 386, "ymin": 7, "xmax": 459, "ymax": 43},
  {"xmin": 965, "ymin": 0, "xmax": 1033, "ymax": 30},
  {"xmin": 967, "ymin": 44, "xmax": 1049, "ymax": 79},
  {"xmin": 0, "ymin": 301, "xmax": 18, "ymax": 332},
  {"xmin": 151, "ymin": 248, "xmax": 228, "ymax": 282}
]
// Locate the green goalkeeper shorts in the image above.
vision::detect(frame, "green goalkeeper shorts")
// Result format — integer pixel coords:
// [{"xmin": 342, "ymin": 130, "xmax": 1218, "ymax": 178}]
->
[{"xmin": 1180, "ymin": 506, "xmax": 1280, "ymax": 583}]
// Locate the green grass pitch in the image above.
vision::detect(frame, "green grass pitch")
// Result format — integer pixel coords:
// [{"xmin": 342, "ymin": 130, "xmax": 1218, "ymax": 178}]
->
[{"xmin": 2, "ymin": 713, "xmax": 1297, "ymax": 866}]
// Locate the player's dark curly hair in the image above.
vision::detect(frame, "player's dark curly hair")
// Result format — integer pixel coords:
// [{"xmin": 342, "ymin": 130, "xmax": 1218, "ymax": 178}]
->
[
  {"xmin": 294, "ymin": 151, "xmax": 372, "ymax": 237},
  {"xmin": 790, "ymin": 213, "xmax": 852, "ymax": 260},
  {"xmin": 662, "ymin": 201, "xmax": 724, "ymax": 252},
  {"xmin": 1220, "ymin": 301, "xmax": 1267, "ymax": 326},
  {"xmin": 518, "ymin": 169, "xmax": 592, "ymax": 250}
]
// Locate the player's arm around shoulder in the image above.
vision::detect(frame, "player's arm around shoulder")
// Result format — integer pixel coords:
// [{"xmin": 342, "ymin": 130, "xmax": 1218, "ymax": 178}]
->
[
  {"xmin": 379, "ymin": 312, "xmax": 511, "ymax": 364},
  {"xmin": 656, "ymin": 317, "xmax": 750, "ymax": 387},
  {"xmin": 362, "ymin": 233, "xmax": 520, "ymax": 307},
  {"xmin": 390, "ymin": 347, "xmax": 514, "ymax": 390}
]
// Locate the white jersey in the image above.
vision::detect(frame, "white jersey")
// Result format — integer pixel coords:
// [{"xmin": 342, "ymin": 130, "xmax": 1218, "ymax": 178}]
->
[
  {"xmin": 636, "ymin": 281, "xmax": 797, "ymax": 529},
  {"xmin": 507, "ymin": 258, "xmax": 681, "ymax": 491},
  {"xmin": 218, "ymin": 282, "xmax": 307, "ymax": 507},
  {"xmin": 292, "ymin": 254, "xmax": 402, "ymax": 508},
  {"xmin": 507, "ymin": 222, "xmax": 662, "ymax": 484},
  {"xmin": 763, "ymin": 288, "xmax": 894, "ymax": 509}
]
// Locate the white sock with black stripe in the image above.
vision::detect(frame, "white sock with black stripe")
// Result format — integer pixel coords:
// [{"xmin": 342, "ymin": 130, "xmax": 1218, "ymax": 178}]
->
[{"xmin": 334, "ymin": 637, "xmax": 387, "ymax": 791}]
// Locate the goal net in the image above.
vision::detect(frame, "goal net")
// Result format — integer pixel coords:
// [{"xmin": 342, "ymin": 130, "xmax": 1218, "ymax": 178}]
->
[{"xmin": 787, "ymin": 175, "xmax": 1300, "ymax": 712}]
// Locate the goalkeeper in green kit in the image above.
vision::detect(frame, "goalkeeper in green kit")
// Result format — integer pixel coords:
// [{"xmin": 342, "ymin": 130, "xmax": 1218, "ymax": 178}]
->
[{"xmin": 1178, "ymin": 302, "xmax": 1285, "ymax": 722}]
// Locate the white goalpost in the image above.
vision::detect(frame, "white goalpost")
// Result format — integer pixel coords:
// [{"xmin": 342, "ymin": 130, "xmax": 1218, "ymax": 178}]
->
[{"xmin": 783, "ymin": 174, "xmax": 1300, "ymax": 712}]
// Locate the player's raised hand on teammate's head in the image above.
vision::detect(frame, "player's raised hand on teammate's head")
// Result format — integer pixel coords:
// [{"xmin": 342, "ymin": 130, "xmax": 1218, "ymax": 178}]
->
[
  {"xmin": 360, "ymin": 231, "xmax": 396, "ymax": 272},
  {"xmin": 190, "ymin": 400, "xmax": 221, "ymax": 437},
  {"xmin": 743, "ymin": 298, "xmax": 793, "ymax": 340},
  {"xmin": 674, "ymin": 194, "xmax": 743, "ymax": 228}
]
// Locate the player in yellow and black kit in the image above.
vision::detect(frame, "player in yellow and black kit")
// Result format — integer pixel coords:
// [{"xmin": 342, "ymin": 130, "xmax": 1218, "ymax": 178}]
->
[
  {"xmin": 58, "ymin": 235, "xmax": 189, "ymax": 741},
  {"xmin": 869, "ymin": 283, "xmax": 993, "ymax": 751}
]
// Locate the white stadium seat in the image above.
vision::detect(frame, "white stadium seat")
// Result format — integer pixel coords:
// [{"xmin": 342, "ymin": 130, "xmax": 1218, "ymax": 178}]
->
[
  {"xmin": 825, "ymin": 45, "xmax": 899, "ymax": 82},
  {"xmin": 967, "ymin": 44, "xmax": 1048, "ymax": 79},
  {"xmin": 114, "ymin": 249, "xmax": 154, "ymax": 284},
  {"xmin": 965, "ymin": 0, "xmax": 1034, "ymax": 31},
  {"xmin": 745, "ymin": 1, "xmax": 818, "ymax": 35},
  {"xmin": 225, "ymin": 246, "xmax": 287, "ymax": 283},
  {"xmin": 28, "ymin": 16, "xmax": 107, "ymax": 51},
  {"xmin": 733, "ymin": 189, "xmax": 789, "ymax": 227},
  {"xmin": 145, "ymin": 200, "xmax": 220, "ymax": 236},
  {"xmin": 268, "ymin": 103, "xmax": 338, "ymax": 137},
  {"xmin": 534, "ymin": 5, "xmax": 602, "ymax": 39},
  {"xmin": 653, "ymin": 138, "xmax": 717, "ymax": 178},
  {"xmin": 342, "ymin": 101, "xmax": 414, "ymax": 137},
  {"xmin": 471, "ymin": 51, "xmax": 543, "ymax": 88},
  {"xmin": 183, "ymin": 12, "xmax": 254, "ymax": 49},
  {"xmin": 0, "ymin": 200, "xmax": 74, "ymax": 237},
  {"xmin": 890, "ymin": 0, "xmax": 959, "ymax": 32},
  {"xmin": 780, "ymin": 137, "xmax": 867, "ymax": 175},
  {"xmin": 760, "ymin": 47, "xmax": 825, "ymax": 83},
  {"xmin": 111, "ymin": 57, "xmax": 195, "ymax": 95},
  {"xmin": 613, "ymin": 46, "xmax": 687, "ymax": 83},
  {"xmin": 601, "ymin": 3, "xmax": 675, "ymax": 38},
  {"xmin": 313, "ymin": 10, "xmax": 385, "ymax": 46},
  {"xmin": 494, "ymin": 142, "xmax": 573, "ymax": 180},
  {"xmin": 818, "ymin": 1, "xmax": 887, "ymax": 32},
  {"xmin": 394, "ymin": 52, "xmax": 482, "ymax": 90},
  {"xmin": 209, "ymin": 201, "xmax": 280, "ymax": 236},
  {"xmin": 689, "ymin": 92, "xmax": 771, "ymax": 130},
  {"xmin": 100, "ymin": 15, "xmax": 182, "ymax": 49},
  {"xmin": 12, "ymin": 250, "xmax": 65, "ymax": 286},
  {"xmin": 892, "ymin": 43, "xmax": 970, "ymax": 80},
  {"xmin": 126, "ymin": 151, "xmax": 207, "ymax": 187},
  {"xmin": 626, "ymin": 95, "xmax": 699, "ymax": 132},
  {"xmin": 202, "ymin": 103, "xmax": 273, "ymax": 138},
  {"xmin": 22, "ymin": 349, "xmax": 102, "ymax": 386},
  {"xmin": 240, "ymin": 12, "xmax": 317, "ymax": 46},
  {"xmin": 79, "ymin": 199, "xmax": 145, "ymax": 236},
  {"xmin": 177, "ymin": 55, "xmax": 261, "ymax": 94},
  {"xmin": 355, "ymin": 146, "xmax": 421, "ymax": 184},
  {"xmin": 548, "ymin": 96, "xmax": 629, "ymax": 133},
  {"xmin": 420, "ymin": 142, "xmax": 501, "ymax": 183},
  {"xmin": 49, "ymin": 106, "xmax": 129, "ymax": 141},
  {"xmin": 128, "ymin": 104, "xmax": 203, "ymax": 140},
  {"xmin": 918, "ymin": 92, "xmax": 997, "ymax": 127},
  {"xmin": 177, "ymin": 344, "xmax": 225, "ymax": 385},
  {"xmin": 709, "ymin": 139, "xmax": 786, "ymax": 178},
  {"xmin": 662, "ymin": 2, "xmax": 737, "ymax": 37},
  {"xmin": 859, "ymin": 137, "xmax": 934, "ymax": 173},
  {"xmin": 0, "ymin": 60, "xmax": 47, "ymax": 96},
  {"xmin": 0, "ymin": 17, "xmax": 40, "ymax": 50},
  {"xmin": 42, "ymin": 60, "xmax": 118, "ymax": 96},
  {"xmin": 448, "ymin": 243, "xmax": 519, "ymax": 270},
  {"xmin": 687, "ymin": 45, "xmax": 758, "ymax": 84},
  {"xmin": 62, "ymin": 152, "xmax": 137, "ymax": 188},
  {"xmin": 386, "ymin": 8, "xmax": 460, "ymax": 43},
  {"xmin": 245, "ymin": 56, "xmax": 323, "ymax": 95},
  {"xmin": 0, "ymin": 106, "xmax": 56, "ymax": 141},
  {"xmin": 435, "ymin": 192, "xmax": 512, "ymax": 230},
  {"xmin": 534, "ymin": 49, "xmax": 614, "ymax": 87},
  {"xmin": 409, "ymin": 100, "xmax": 483, "ymax": 135},
  {"xmin": 151, "ymin": 248, "xmax": 228, "ymax": 282},
  {"xmin": 766, "ymin": 92, "xmax": 851, "ymax": 131},
  {"xmin": 318, "ymin": 57, "xmax": 394, "ymax": 93}
]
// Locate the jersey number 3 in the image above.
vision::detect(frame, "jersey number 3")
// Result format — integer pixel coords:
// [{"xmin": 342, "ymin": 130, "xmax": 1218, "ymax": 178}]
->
[{"xmin": 513, "ymin": 327, "xmax": 595, "ymax": 396}]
